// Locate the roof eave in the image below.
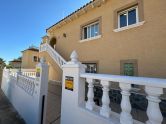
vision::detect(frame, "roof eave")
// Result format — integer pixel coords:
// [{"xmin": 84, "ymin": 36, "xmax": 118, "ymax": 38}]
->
[{"xmin": 46, "ymin": 0, "xmax": 106, "ymax": 32}]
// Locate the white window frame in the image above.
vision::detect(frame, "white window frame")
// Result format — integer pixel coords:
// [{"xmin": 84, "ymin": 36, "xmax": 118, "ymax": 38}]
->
[
  {"xmin": 118, "ymin": 6, "xmax": 139, "ymax": 28},
  {"xmin": 82, "ymin": 21, "xmax": 100, "ymax": 40}
]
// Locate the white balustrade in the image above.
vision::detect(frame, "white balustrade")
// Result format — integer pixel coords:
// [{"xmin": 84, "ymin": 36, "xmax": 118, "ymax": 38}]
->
[
  {"xmin": 40, "ymin": 43, "xmax": 67, "ymax": 68},
  {"xmin": 17, "ymin": 75, "xmax": 35, "ymax": 96},
  {"xmin": 10, "ymin": 69, "xmax": 36, "ymax": 78},
  {"xmin": 2, "ymin": 69, "xmax": 36, "ymax": 96},
  {"xmin": 80, "ymin": 73, "xmax": 166, "ymax": 124},
  {"xmin": 22, "ymin": 71, "xmax": 36, "ymax": 78}
]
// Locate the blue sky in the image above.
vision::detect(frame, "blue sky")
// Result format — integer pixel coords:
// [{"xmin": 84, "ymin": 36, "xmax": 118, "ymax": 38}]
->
[{"xmin": 0, "ymin": 0, "xmax": 90, "ymax": 63}]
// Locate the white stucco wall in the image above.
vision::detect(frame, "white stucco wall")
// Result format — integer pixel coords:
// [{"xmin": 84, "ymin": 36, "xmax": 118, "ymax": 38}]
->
[
  {"xmin": 1, "ymin": 60, "xmax": 48, "ymax": 124},
  {"xmin": 1, "ymin": 75, "xmax": 39, "ymax": 124}
]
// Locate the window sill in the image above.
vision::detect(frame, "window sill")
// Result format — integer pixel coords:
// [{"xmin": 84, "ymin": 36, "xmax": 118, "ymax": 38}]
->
[
  {"xmin": 113, "ymin": 21, "xmax": 145, "ymax": 32},
  {"xmin": 79, "ymin": 35, "xmax": 102, "ymax": 43}
]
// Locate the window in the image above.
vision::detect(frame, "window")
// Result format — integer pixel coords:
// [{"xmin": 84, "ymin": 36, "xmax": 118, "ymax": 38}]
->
[
  {"xmin": 82, "ymin": 22, "xmax": 100, "ymax": 40},
  {"xmin": 33, "ymin": 56, "xmax": 38, "ymax": 62},
  {"xmin": 123, "ymin": 63, "xmax": 135, "ymax": 76},
  {"xmin": 114, "ymin": 0, "xmax": 144, "ymax": 32},
  {"xmin": 83, "ymin": 63, "xmax": 97, "ymax": 73},
  {"xmin": 118, "ymin": 6, "xmax": 138, "ymax": 28},
  {"xmin": 120, "ymin": 60, "xmax": 138, "ymax": 76},
  {"xmin": 120, "ymin": 60, "xmax": 139, "ymax": 88}
]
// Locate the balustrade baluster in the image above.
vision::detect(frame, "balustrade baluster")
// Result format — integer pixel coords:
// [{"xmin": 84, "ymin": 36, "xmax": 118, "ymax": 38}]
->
[
  {"xmin": 86, "ymin": 78, "xmax": 95, "ymax": 111},
  {"xmin": 145, "ymin": 86, "xmax": 163, "ymax": 124},
  {"xmin": 100, "ymin": 80, "xmax": 111, "ymax": 118},
  {"xmin": 119, "ymin": 83, "xmax": 133, "ymax": 124}
]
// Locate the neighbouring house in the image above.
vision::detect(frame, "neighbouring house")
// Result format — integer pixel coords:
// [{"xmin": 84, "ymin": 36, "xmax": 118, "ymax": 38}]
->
[
  {"xmin": 21, "ymin": 46, "xmax": 39, "ymax": 69},
  {"xmin": 9, "ymin": 57, "xmax": 22, "ymax": 69},
  {"xmin": 40, "ymin": 0, "xmax": 166, "ymax": 82}
]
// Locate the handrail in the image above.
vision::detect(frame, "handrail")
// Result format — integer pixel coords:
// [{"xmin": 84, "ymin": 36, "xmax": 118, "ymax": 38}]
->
[
  {"xmin": 40, "ymin": 43, "xmax": 67, "ymax": 68},
  {"xmin": 80, "ymin": 73, "xmax": 166, "ymax": 88},
  {"xmin": 46, "ymin": 44, "xmax": 67, "ymax": 63}
]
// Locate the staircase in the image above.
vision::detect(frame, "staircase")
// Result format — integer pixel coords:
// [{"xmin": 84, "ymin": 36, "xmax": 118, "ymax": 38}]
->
[{"xmin": 40, "ymin": 43, "xmax": 67, "ymax": 69}]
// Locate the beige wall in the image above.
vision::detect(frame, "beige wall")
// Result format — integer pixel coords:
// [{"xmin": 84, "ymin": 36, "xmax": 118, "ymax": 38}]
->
[
  {"xmin": 21, "ymin": 50, "xmax": 39, "ymax": 69},
  {"xmin": 40, "ymin": 52, "xmax": 62, "ymax": 81},
  {"xmin": 41, "ymin": 0, "xmax": 166, "ymax": 80}
]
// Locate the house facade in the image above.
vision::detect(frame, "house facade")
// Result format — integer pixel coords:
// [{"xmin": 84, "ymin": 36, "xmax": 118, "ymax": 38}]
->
[
  {"xmin": 21, "ymin": 46, "xmax": 39, "ymax": 69},
  {"xmin": 40, "ymin": 0, "xmax": 166, "ymax": 82},
  {"xmin": 9, "ymin": 58, "xmax": 22, "ymax": 69}
]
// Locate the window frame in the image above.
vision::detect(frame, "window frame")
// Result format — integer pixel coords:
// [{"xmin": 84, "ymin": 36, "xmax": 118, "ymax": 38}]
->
[
  {"xmin": 82, "ymin": 62, "xmax": 98, "ymax": 73},
  {"xmin": 80, "ymin": 17, "xmax": 102, "ymax": 43},
  {"xmin": 113, "ymin": 0, "xmax": 145, "ymax": 32},
  {"xmin": 83, "ymin": 63, "xmax": 98, "ymax": 73},
  {"xmin": 118, "ymin": 6, "xmax": 139, "ymax": 28},
  {"xmin": 120, "ymin": 59, "xmax": 141, "ymax": 89},
  {"xmin": 120, "ymin": 59, "xmax": 138, "ymax": 76},
  {"xmin": 82, "ymin": 21, "xmax": 100, "ymax": 40}
]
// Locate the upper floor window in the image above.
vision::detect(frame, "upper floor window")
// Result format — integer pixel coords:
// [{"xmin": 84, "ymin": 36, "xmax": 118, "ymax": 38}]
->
[
  {"xmin": 82, "ymin": 21, "xmax": 100, "ymax": 40},
  {"xmin": 118, "ymin": 6, "xmax": 138, "ymax": 28},
  {"xmin": 114, "ymin": 0, "xmax": 145, "ymax": 32}
]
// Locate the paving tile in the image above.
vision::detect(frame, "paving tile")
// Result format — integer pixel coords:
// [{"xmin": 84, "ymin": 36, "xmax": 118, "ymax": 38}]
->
[{"xmin": 46, "ymin": 82, "xmax": 62, "ymax": 124}]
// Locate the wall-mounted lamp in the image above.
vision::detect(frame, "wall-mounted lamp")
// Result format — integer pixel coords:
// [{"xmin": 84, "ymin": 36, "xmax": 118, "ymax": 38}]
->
[{"xmin": 63, "ymin": 33, "xmax": 67, "ymax": 38}]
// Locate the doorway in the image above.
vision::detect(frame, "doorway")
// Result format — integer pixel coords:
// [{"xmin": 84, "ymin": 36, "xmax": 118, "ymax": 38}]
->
[{"xmin": 49, "ymin": 37, "xmax": 57, "ymax": 49}]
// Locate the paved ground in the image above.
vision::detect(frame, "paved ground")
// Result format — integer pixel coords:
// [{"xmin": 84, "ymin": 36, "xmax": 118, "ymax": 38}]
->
[
  {"xmin": 0, "ymin": 89, "xmax": 25, "ymax": 124},
  {"xmin": 46, "ymin": 81, "xmax": 62, "ymax": 124}
]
